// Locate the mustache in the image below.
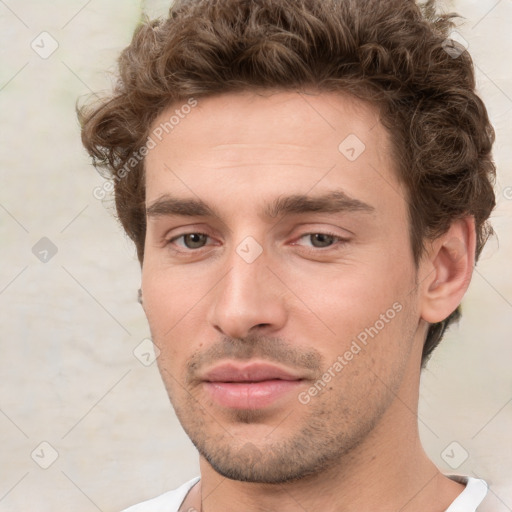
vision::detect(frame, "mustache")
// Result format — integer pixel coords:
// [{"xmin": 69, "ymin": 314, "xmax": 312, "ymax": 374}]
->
[{"xmin": 186, "ymin": 334, "xmax": 324, "ymax": 383}]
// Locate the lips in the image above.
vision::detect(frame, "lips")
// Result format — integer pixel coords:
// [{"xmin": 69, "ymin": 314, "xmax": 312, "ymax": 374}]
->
[
  {"xmin": 201, "ymin": 362, "xmax": 304, "ymax": 410},
  {"xmin": 203, "ymin": 362, "xmax": 301, "ymax": 383}
]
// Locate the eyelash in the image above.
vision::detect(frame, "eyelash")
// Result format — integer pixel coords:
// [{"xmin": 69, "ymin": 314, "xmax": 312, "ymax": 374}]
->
[{"xmin": 165, "ymin": 231, "xmax": 348, "ymax": 255}]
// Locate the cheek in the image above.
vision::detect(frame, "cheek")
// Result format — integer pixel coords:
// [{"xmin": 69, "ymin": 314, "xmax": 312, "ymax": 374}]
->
[
  {"xmin": 285, "ymin": 253, "xmax": 416, "ymax": 343},
  {"xmin": 141, "ymin": 268, "xmax": 171, "ymax": 334},
  {"xmin": 308, "ymin": 296, "xmax": 417, "ymax": 420},
  {"xmin": 141, "ymin": 261, "xmax": 214, "ymax": 374},
  {"xmin": 142, "ymin": 261, "xmax": 201, "ymax": 327}
]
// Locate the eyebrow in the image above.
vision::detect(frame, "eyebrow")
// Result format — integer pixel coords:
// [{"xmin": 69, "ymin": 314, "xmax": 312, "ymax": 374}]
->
[{"xmin": 146, "ymin": 190, "xmax": 375, "ymax": 220}]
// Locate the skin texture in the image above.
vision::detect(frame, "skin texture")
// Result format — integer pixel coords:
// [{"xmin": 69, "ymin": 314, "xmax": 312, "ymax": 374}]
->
[{"xmin": 141, "ymin": 90, "xmax": 475, "ymax": 511}]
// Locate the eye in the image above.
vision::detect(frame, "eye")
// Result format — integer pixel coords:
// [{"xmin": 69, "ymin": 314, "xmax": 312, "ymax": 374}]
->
[
  {"xmin": 168, "ymin": 233, "xmax": 210, "ymax": 250},
  {"xmin": 296, "ymin": 232, "xmax": 345, "ymax": 249},
  {"xmin": 303, "ymin": 233, "xmax": 337, "ymax": 248}
]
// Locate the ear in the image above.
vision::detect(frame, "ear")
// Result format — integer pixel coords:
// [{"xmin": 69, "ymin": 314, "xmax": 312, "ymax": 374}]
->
[{"xmin": 419, "ymin": 216, "xmax": 476, "ymax": 324}]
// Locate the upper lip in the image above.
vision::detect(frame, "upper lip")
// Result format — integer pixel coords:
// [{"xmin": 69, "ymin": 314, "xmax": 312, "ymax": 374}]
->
[{"xmin": 202, "ymin": 362, "xmax": 303, "ymax": 383}]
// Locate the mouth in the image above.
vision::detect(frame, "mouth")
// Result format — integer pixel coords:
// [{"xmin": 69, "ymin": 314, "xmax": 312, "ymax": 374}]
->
[{"xmin": 201, "ymin": 362, "xmax": 305, "ymax": 410}]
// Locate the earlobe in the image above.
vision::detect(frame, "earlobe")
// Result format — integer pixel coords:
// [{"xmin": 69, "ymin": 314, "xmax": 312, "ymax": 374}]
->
[{"xmin": 420, "ymin": 217, "xmax": 476, "ymax": 324}]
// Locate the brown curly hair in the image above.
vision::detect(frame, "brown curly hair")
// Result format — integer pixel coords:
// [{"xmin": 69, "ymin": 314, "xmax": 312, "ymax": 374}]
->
[{"xmin": 78, "ymin": 0, "xmax": 496, "ymax": 366}]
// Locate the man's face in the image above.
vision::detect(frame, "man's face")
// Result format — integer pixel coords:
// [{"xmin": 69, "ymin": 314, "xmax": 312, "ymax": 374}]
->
[{"xmin": 141, "ymin": 91, "xmax": 424, "ymax": 482}]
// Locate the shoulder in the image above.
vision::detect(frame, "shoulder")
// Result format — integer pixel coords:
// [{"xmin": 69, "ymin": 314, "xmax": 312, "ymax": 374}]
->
[{"xmin": 120, "ymin": 477, "xmax": 200, "ymax": 512}]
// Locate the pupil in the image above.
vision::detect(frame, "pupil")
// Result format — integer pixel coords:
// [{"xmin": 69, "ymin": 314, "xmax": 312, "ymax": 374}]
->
[{"xmin": 186, "ymin": 234, "xmax": 206, "ymax": 248}]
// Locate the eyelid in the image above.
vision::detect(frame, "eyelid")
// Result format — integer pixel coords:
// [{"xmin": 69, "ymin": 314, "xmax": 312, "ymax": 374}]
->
[
  {"xmin": 291, "ymin": 231, "xmax": 350, "ymax": 249},
  {"xmin": 289, "ymin": 221, "xmax": 355, "ymax": 238},
  {"xmin": 163, "ymin": 223, "xmax": 216, "ymax": 243},
  {"xmin": 167, "ymin": 231, "xmax": 214, "ymax": 247}
]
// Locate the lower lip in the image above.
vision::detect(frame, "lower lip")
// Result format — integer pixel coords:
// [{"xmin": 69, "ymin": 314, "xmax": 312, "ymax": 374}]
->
[{"xmin": 204, "ymin": 380, "xmax": 302, "ymax": 409}]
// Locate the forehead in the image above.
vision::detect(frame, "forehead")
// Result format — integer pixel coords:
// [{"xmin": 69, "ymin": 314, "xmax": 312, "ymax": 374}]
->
[
  {"xmin": 147, "ymin": 90, "xmax": 390, "ymax": 163},
  {"xmin": 144, "ymin": 90, "xmax": 404, "ymax": 220}
]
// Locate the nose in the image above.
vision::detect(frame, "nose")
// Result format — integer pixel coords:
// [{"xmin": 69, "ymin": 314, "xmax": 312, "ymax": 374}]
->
[{"xmin": 207, "ymin": 245, "xmax": 288, "ymax": 340}]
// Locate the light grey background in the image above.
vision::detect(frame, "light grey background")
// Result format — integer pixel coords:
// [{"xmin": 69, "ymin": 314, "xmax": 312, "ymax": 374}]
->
[{"xmin": 0, "ymin": 1, "xmax": 510, "ymax": 511}]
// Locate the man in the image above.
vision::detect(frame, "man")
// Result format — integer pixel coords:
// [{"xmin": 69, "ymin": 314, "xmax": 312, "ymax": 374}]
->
[{"xmin": 79, "ymin": 0, "xmax": 496, "ymax": 510}]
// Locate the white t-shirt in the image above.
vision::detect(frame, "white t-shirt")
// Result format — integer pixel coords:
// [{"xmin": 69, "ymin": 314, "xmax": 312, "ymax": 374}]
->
[{"xmin": 121, "ymin": 475, "xmax": 488, "ymax": 512}]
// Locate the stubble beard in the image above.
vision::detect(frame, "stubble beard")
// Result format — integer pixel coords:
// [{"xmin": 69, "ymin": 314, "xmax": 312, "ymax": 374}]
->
[{"xmin": 169, "ymin": 385, "xmax": 393, "ymax": 484}]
